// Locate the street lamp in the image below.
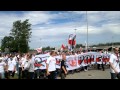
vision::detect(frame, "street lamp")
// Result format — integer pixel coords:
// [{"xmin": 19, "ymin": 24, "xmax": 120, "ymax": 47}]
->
[{"xmin": 74, "ymin": 29, "xmax": 77, "ymax": 50}]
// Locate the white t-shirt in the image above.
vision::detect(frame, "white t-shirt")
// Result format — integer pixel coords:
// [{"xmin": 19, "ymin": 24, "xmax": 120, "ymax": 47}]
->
[
  {"xmin": 27, "ymin": 59, "xmax": 34, "ymax": 72},
  {"xmin": 19, "ymin": 57, "xmax": 25, "ymax": 67},
  {"xmin": 12, "ymin": 57, "xmax": 17, "ymax": 65},
  {"xmin": 8, "ymin": 59, "xmax": 16, "ymax": 71},
  {"xmin": 46, "ymin": 56, "xmax": 56, "ymax": 72},
  {"xmin": 32, "ymin": 56, "xmax": 35, "ymax": 63},
  {"xmin": 0, "ymin": 61, "xmax": 6, "ymax": 73},
  {"xmin": 22, "ymin": 59, "xmax": 29, "ymax": 70},
  {"xmin": 109, "ymin": 53, "xmax": 120, "ymax": 73}
]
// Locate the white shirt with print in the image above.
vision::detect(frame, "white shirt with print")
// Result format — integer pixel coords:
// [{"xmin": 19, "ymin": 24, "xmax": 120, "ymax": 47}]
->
[
  {"xmin": 8, "ymin": 59, "xmax": 16, "ymax": 71},
  {"xmin": 46, "ymin": 56, "xmax": 56, "ymax": 72},
  {"xmin": 109, "ymin": 53, "xmax": 120, "ymax": 73}
]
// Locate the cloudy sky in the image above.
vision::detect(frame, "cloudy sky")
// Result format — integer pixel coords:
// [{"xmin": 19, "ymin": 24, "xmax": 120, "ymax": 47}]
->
[{"xmin": 0, "ymin": 11, "xmax": 120, "ymax": 49}]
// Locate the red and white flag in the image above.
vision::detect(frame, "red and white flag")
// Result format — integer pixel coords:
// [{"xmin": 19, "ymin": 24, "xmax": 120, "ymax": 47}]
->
[
  {"xmin": 36, "ymin": 47, "xmax": 42, "ymax": 53},
  {"xmin": 61, "ymin": 44, "xmax": 65, "ymax": 51},
  {"xmin": 68, "ymin": 34, "xmax": 76, "ymax": 51},
  {"xmin": 79, "ymin": 47, "xmax": 82, "ymax": 51},
  {"xmin": 68, "ymin": 34, "xmax": 76, "ymax": 45}
]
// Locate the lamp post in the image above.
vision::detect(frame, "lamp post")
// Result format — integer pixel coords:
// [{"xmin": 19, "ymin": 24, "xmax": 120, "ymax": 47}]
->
[
  {"xmin": 86, "ymin": 11, "xmax": 89, "ymax": 51},
  {"xmin": 74, "ymin": 29, "xmax": 77, "ymax": 51}
]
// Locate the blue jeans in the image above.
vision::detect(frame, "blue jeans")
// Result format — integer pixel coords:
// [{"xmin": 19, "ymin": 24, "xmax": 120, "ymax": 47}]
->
[
  {"xmin": 110, "ymin": 73, "xmax": 117, "ymax": 79},
  {"xmin": 0, "ymin": 72, "xmax": 5, "ymax": 79}
]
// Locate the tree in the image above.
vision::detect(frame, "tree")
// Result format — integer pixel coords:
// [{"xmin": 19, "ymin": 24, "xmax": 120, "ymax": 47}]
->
[
  {"xmin": 75, "ymin": 44, "xmax": 83, "ymax": 48},
  {"xmin": 1, "ymin": 36, "xmax": 14, "ymax": 52},
  {"xmin": 10, "ymin": 19, "xmax": 32, "ymax": 53}
]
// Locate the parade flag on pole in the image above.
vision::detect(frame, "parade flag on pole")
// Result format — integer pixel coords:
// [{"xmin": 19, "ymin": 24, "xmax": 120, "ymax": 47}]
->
[
  {"xmin": 61, "ymin": 44, "xmax": 65, "ymax": 51},
  {"xmin": 68, "ymin": 34, "xmax": 76, "ymax": 51},
  {"xmin": 36, "ymin": 47, "xmax": 42, "ymax": 53}
]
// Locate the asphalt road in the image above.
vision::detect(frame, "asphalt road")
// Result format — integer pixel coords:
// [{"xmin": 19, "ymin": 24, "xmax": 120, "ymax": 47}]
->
[{"xmin": 57, "ymin": 66, "xmax": 111, "ymax": 79}]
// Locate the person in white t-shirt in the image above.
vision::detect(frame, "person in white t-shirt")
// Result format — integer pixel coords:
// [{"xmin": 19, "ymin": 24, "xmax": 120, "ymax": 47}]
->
[
  {"xmin": 109, "ymin": 47, "xmax": 120, "ymax": 79},
  {"xmin": 26, "ymin": 54, "xmax": 35, "ymax": 79},
  {"xmin": 17, "ymin": 54, "xmax": 24, "ymax": 79},
  {"xmin": 34, "ymin": 57, "xmax": 41, "ymax": 79},
  {"xmin": 7, "ymin": 55, "xmax": 16, "ymax": 78},
  {"xmin": 46, "ymin": 51, "xmax": 56, "ymax": 79},
  {"xmin": 21, "ymin": 53, "xmax": 29, "ymax": 79},
  {"xmin": 0, "ymin": 57, "xmax": 6, "ymax": 79}
]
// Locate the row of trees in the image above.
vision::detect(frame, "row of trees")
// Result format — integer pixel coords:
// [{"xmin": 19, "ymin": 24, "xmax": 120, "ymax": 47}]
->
[
  {"xmin": 91, "ymin": 42, "xmax": 120, "ymax": 47},
  {"xmin": 1, "ymin": 19, "xmax": 32, "ymax": 53},
  {"xmin": 75, "ymin": 42, "xmax": 120, "ymax": 48}
]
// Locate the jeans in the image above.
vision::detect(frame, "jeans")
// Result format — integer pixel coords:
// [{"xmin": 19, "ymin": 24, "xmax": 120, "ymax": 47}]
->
[
  {"xmin": 34, "ymin": 69, "xmax": 41, "ymax": 79},
  {"xmin": 28, "ymin": 72, "xmax": 34, "ymax": 79},
  {"xmin": 8, "ymin": 71, "xmax": 15, "ymax": 78},
  {"xmin": 111, "ymin": 73, "xmax": 117, "ymax": 79},
  {"xmin": 18, "ymin": 67, "xmax": 22, "ymax": 79},
  {"xmin": 0, "ymin": 72, "xmax": 5, "ymax": 79},
  {"xmin": 61, "ymin": 73, "xmax": 66, "ymax": 79},
  {"xmin": 47, "ymin": 71, "xmax": 56, "ymax": 79},
  {"xmin": 97, "ymin": 63, "xmax": 104, "ymax": 71},
  {"xmin": 22, "ymin": 70, "xmax": 28, "ymax": 79}
]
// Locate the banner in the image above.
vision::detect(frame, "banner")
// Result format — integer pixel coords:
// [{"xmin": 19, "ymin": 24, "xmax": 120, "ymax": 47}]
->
[
  {"xmin": 66, "ymin": 55, "xmax": 79, "ymax": 70},
  {"xmin": 34, "ymin": 52, "xmax": 110, "ymax": 70}
]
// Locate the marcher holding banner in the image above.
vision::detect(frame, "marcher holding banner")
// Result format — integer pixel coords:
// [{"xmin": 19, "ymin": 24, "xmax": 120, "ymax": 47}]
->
[
  {"xmin": 60, "ymin": 53, "xmax": 67, "ymax": 79},
  {"xmin": 109, "ymin": 47, "xmax": 120, "ymax": 79},
  {"xmin": 46, "ymin": 51, "xmax": 56, "ymax": 79}
]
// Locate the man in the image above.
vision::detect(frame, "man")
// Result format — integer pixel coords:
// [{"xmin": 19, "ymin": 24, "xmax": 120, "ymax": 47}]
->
[
  {"xmin": 7, "ymin": 54, "xmax": 16, "ymax": 79},
  {"xmin": 60, "ymin": 53, "xmax": 67, "ymax": 79},
  {"xmin": 46, "ymin": 51, "xmax": 56, "ymax": 79},
  {"xmin": 109, "ymin": 47, "xmax": 120, "ymax": 79},
  {"xmin": 26, "ymin": 54, "xmax": 35, "ymax": 79}
]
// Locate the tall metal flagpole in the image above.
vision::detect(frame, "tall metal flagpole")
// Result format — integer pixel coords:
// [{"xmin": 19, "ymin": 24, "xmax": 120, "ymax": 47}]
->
[{"xmin": 86, "ymin": 11, "xmax": 89, "ymax": 51}]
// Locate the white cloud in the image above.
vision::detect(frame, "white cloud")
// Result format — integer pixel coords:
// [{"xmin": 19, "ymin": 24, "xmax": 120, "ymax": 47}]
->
[{"xmin": 0, "ymin": 11, "xmax": 120, "ymax": 49}]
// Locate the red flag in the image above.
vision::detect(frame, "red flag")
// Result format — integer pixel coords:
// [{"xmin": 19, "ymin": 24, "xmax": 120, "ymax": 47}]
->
[
  {"xmin": 61, "ymin": 44, "xmax": 65, "ymax": 51},
  {"xmin": 36, "ymin": 47, "xmax": 42, "ymax": 53}
]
